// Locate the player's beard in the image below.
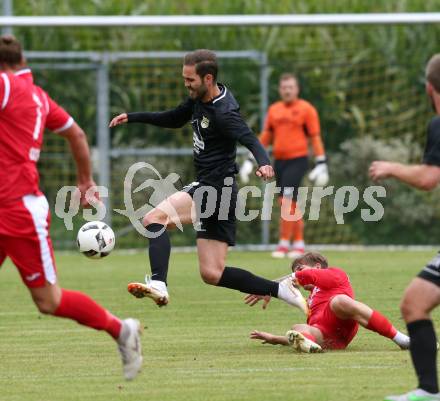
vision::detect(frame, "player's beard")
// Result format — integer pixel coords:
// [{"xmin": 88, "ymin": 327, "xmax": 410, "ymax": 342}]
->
[{"xmin": 189, "ymin": 84, "xmax": 208, "ymax": 100}]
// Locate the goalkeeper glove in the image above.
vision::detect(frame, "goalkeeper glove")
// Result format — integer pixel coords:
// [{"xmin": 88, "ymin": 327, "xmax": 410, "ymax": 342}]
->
[
  {"xmin": 308, "ymin": 156, "xmax": 329, "ymax": 186},
  {"xmin": 239, "ymin": 158, "xmax": 254, "ymax": 184}
]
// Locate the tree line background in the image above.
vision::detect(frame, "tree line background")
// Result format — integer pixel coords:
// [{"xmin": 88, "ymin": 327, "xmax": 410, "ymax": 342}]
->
[{"xmin": 12, "ymin": 0, "xmax": 440, "ymax": 247}]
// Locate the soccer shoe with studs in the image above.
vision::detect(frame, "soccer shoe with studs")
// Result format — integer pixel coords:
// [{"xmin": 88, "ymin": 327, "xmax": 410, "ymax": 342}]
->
[
  {"xmin": 117, "ymin": 318, "xmax": 143, "ymax": 380},
  {"xmin": 286, "ymin": 330, "xmax": 323, "ymax": 353},
  {"xmin": 127, "ymin": 275, "xmax": 169, "ymax": 307},
  {"xmin": 384, "ymin": 389, "xmax": 440, "ymax": 401}
]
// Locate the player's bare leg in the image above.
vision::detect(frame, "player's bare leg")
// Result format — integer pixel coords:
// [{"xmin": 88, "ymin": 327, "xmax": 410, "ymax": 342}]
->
[
  {"xmin": 197, "ymin": 238, "xmax": 306, "ymax": 313},
  {"xmin": 128, "ymin": 191, "xmax": 194, "ymax": 306},
  {"xmin": 330, "ymin": 294, "xmax": 410, "ymax": 349},
  {"xmin": 29, "ymin": 281, "xmax": 142, "ymax": 380},
  {"xmin": 197, "ymin": 238, "xmax": 228, "ymax": 285}
]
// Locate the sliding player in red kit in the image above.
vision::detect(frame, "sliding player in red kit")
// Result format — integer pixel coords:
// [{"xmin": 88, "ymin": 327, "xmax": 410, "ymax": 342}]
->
[
  {"xmin": 246, "ymin": 252, "xmax": 409, "ymax": 353},
  {"xmin": 0, "ymin": 35, "xmax": 142, "ymax": 379}
]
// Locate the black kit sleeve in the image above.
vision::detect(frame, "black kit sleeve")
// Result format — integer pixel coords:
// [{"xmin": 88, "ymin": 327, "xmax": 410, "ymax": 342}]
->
[
  {"xmin": 127, "ymin": 98, "xmax": 194, "ymax": 129},
  {"xmin": 217, "ymin": 110, "xmax": 271, "ymax": 167},
  {"xmin": 423, "ymin": 116, "xmax": 440, "ymax": 166}
]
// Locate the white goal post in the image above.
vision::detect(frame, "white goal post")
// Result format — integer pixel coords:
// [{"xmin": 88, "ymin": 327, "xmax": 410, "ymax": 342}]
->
[{"xmin": 0, "ymin": 13, "xmax": 440, "ymax": 27}]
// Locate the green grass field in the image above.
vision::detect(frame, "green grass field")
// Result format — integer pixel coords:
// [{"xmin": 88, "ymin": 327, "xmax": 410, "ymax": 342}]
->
[{"xmin": 0, "ymin": 250, "xmax": 439, "ymax": 401}]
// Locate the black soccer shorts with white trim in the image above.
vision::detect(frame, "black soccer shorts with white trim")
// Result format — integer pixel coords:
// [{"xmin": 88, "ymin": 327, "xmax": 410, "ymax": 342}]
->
[{"xmin": 418, "ymin": 252, "xmax": 440, "ymax": 286}]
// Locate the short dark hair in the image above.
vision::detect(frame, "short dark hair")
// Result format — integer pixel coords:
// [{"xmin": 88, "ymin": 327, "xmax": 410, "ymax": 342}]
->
[
  {"xmin": 279, "ymin": 73, "xmax": 298, "ymax": 83},
  {"xmin": 292, "ymin": 252, "xmax": 328, "ymax": 271},
  {"xmin": 426, "ymin": 54, "xmax": 440, "ymax": 93},
  {"xmin": 0, "ymin": 34, "xmax": 22, "ymax": 67},
  {"xmin": 183, "ymin": 49, "xmax": 218, "ymax": 81}
]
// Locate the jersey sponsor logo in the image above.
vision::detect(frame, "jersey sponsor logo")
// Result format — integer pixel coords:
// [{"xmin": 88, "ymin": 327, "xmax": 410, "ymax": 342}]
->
[
  {"xmin": 200, "ymin": 116, "xmax": 210, "ymax": 129},
  {"xmin": 193, "ymin": 132, "xmax": 205, "ymax": 154},
  {"xmin": 192, "ymin": 119, "xmax": 205, "ymax": 154}
]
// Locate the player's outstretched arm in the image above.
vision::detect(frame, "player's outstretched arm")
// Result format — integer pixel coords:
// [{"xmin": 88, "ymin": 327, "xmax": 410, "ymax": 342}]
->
[
  {"xmin": 250, "ymin": 330, "xmax": 290, "ymax": 345},
  {"xmin": 58, "ymin": 122, "xmax": 99, "ymax": 207},
  {"xmin": 369, "ymin": 161, "xmax": 440, "ymax": 191},
  {"xmin": 110, "ymin": 99, "xmax": 194, "ymax": 129}
]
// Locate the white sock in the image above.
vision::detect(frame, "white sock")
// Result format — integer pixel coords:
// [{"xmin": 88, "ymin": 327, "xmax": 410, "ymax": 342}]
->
[
  {"xmin": 279, "ymin": 239, "xmax": 290, "ymax": 248},
  {"xmin": 293, "ymin": 240, "xmax": 305, "ymax": 250},
  {"xmin": 393, "ymin": 331, "xmax": 410, "ymax": 348}
]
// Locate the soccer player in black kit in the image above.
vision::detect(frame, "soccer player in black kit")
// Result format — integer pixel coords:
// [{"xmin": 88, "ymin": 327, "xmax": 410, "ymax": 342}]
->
[
  {"xmin": 370, "ymin": 54, "xmax": 440, "ymax": 401},
  {"xmin": 109, "ymin": 49, "xmax": 306, "ymax": 314}
]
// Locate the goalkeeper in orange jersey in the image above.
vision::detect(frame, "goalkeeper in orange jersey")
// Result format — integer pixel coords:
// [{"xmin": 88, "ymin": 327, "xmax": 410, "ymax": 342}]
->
[{"xmin": 240, "ymin": 73, "xmax": 328, "ymax": 259}]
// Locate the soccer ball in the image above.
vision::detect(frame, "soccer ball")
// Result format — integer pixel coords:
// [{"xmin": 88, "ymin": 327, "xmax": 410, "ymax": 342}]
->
[{"xmin": 77, "ymin": 221, "xmax": 115, "ymax": 259}]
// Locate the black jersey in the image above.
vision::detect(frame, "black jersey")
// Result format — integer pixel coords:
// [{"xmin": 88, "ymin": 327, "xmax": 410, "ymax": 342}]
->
[
  {"xmin": 127, "ymin": 84, "xmax": 270, "ymax": 186},
  {"xmin": 423, "ymin": 116, "xmax": 440, "ymax": 166}
]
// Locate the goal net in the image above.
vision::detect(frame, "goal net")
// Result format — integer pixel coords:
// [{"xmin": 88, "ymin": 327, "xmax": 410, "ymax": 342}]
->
[{"xmin": 11, "ymin": 16, "xmax": 440, "ymax": 248}]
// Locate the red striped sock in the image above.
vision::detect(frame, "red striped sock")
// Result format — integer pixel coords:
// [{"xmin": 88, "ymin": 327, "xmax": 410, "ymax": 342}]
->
[
  {"xmin": 54, "ymin": 289, "xmax": 122, "ymax": 340},
  {"xmin": 366, "ymin": 310, "xmax": 397, "ymax": 339}
]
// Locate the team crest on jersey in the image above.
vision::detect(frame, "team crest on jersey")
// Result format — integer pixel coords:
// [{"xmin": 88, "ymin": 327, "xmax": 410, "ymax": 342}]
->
[{"xmin": 200, "ymin": 116, "xmax": 210, "ymax": 129}]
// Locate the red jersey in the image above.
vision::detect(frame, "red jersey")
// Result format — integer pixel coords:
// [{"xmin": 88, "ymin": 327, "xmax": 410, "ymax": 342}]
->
[
  {"xmin": 295, "ymin": 267, "xmax": 354, "ymax": 326},
  {"xmin": 0, "ymin": 68, "xmax": 73, "ymax": 204}
]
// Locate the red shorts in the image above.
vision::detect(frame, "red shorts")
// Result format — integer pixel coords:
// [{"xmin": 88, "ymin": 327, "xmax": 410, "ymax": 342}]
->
[
  {"xmin": 310, "ymin": 301, "xmax": 359, "ymax": 350},
  {"xmin": 0, "ymin": 194, "xmax": 57, "ymax": 288}
]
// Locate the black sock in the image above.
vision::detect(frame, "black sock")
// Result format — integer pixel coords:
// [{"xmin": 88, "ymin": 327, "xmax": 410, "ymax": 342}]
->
[
  {"xmin": 145, "ymin": 223, "xmax": 170, "ymax": 284},
  {"xmin": 217, "ymin": 266, "xmax": 278, "ymax": 296},
  {"xmin": 407, "ymin": 319, "xmax": 439, "ymax": 394}
]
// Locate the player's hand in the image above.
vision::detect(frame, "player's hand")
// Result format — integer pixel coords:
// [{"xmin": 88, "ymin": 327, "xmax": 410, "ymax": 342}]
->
[
  {"xmin": 309, "ymin": 160, "xmax": 329, "ymax": 186},
  {"xmin": 250, "ymin": 330, "xmax": 276, "ymax": 344},
  {"xmin": 239, "ymin": 159, "xmax": 254, "ymax": 184},
  {"xmin": 109, "ymin": 113, "xmax": 128, "ymax": 127},
  {"xmin": 77, "ymin": 180, "xmax": 100, "ymax": 208},
  {"xmin": 244, "ymin": 294, "xmax": 271, "ymax": 309},
  {"xmin": 369, "ymin": 161, "xmax": 395, "ymax": 181},
  {"xmin": 256, "ymin": 165, "xmax": 274, "ymax": 181}
]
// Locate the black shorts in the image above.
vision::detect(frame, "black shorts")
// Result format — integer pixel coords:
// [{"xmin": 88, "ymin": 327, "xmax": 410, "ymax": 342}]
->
[
  {"xmin": 274, "ymin": 156, "xmax": 309, "ymax": 200},
  {"xmin": 182, "ymin": 178, "xmax": 237, "ymax": 246},
  {"xmin": 418, "ymin": 253, "xmax": 440, "ymax": 286}
]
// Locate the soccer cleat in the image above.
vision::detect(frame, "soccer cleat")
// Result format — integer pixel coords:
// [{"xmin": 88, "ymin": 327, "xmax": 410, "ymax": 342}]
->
[
  {"xmin": 127, "ymin": 275, "xmax": 169, "ymax": 307},
  {"xmin": 384, "ymin": 389, "xmax": 440, "ymax": 401},
  {"xmin": 287, "ymin": 248, "xmax": 305, "ymax": 259},
  {"xmin": 271, "ymin": 245, "xmax": 289, "ymax": 258},
  {"xmin": 278, "ymin": 277, "xmax": 309, "ymax": 315},
  {"xmin": 117, "ymin": 318, "xmax": 143, "ymax": 380},
  {"xmin": 286, "ymin": 330, "xmax": 323, "ymax": 353}
]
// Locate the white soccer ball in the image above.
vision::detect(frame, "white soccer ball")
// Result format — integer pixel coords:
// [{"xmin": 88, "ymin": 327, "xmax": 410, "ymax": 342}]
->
[{"xmin": 77, "ymin": 221, "xmax": 115, "ymax": 259}]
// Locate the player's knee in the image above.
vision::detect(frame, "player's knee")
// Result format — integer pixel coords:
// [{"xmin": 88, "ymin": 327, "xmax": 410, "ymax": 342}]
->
[
  {"xmin": 34, "ymin": 298, "xmax": 58, "ymax": 315},
  {"xmin": 331, "ymin": 295, "xmax": 355, "ymax": 315},
  {"xmin": 400, "ymin": 296, "xmax": 420, "ymax": 321},
  {"xmin": 142, "ymin": 211, "xmax": 166, "ymax": 227},
  {"xmin": 200, "ymin": 266, "xmax": 222, "ymax": 285}
]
